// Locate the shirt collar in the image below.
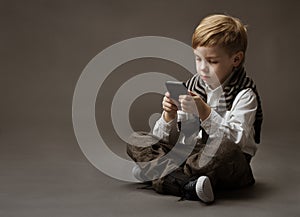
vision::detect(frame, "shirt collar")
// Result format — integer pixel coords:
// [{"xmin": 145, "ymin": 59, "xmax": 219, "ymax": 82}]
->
[{"xmin": 200, "ymin": 69, "xmax": 236, "ymax": 93}]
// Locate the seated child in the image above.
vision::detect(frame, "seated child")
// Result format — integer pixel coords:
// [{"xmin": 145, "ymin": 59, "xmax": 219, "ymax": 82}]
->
[{"xmin": 127, "ymin": 14, "xmax": 263, "ymax": 203}]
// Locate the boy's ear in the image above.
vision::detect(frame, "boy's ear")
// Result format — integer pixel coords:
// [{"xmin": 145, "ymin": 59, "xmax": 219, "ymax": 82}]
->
[{"xmin": 232, "ymin": 51, "xmax": 244, "ymax": 67}]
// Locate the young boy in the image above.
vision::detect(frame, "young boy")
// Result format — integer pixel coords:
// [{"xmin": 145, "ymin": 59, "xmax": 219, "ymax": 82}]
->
[{"xmin": 127, "ymin": 14, "xmax": 263, "ymax": 203}]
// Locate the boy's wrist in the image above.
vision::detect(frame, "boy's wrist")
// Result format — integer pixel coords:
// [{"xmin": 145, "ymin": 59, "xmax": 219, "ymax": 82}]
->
[
  {"xmin": 197, "ymin": 101, "xmax": 211, "ymax": 121},
  {"xmin": 163, "ymin": 111, "xmax": 177, "ymax": 123}
]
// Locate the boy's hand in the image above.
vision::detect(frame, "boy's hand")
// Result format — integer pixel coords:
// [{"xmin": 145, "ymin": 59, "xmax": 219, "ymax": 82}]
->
[
  {"xmin": 178, "ymin": 92, "xmax": 199, "ymax": 116},
  {"xmin": 179, "ymin": 91, "xmax": 211, "ymax": 121},
  {"xmin": 162, "ymin": 92, "xmax": 178, "ymax": 122}
]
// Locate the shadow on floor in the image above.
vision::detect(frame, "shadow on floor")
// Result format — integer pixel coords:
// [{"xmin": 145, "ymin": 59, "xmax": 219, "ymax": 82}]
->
[
  {"xmin": 122, "ymin": 180, "xmax": 275, "ymax": 202},
  {"xmin": 215, "ymin": 181, "xmax": 275, "ymax": 201}
]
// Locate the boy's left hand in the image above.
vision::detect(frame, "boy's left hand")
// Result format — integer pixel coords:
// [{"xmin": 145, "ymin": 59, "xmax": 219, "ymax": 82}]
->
[
  {"xmin": 178, "ymin": 91, "xmax": 211, "ymax": 121},
  {"xmin": 178, "ymin": 91, "xmax": 201, "ymax": 117}
]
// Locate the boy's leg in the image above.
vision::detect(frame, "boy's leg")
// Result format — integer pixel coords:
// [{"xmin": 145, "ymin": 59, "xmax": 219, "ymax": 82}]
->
[
  {"xmin": 127, "ymin": 131, "xmax": 201, "ymax": 196},
  {"xmin": 150, "ymin": 140, "xmax": 206, "ymax": 197},
  {"xmin": 152, "ymin": 167, "xmax": 192, "ymax": 197},
  {"xmin": 127, "ymin": 132, "xmax": 177, "ymax": 181},
  {"xmin": 184, "ymin": 137, "xmax": 255, "ymax": 189},
  {"xmin": 127, "ymin": 133, "xmax": 254, "ymax": 201},
  {"xmin": 127, "ymin": 131, "xmax": 175, "ymax": 161}
]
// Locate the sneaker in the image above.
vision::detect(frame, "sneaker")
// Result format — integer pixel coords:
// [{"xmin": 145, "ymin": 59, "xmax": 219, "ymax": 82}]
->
[
  {"xmin": 132, "ymin": 165, "xmax": 143, "ymax": 181},
  {"xmin": 183, "ymin": 176, "xmax": 214, "ymax": 203}
]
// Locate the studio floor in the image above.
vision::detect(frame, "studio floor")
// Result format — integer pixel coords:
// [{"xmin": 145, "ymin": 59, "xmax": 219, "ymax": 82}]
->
[
  {"xmin": 1, "ymin": 1, "xmax": 300, "ymax": 217},
  {"xmin": 1, "ymin": 126, "xmax": 299, "ymax": 217}
]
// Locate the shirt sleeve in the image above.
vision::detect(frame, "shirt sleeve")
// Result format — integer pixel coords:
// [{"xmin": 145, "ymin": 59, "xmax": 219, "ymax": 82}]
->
[
  {"xmin": 152, "ymin": 112, "xmax": 179, "ymax": 143},
  {"xmin": 201, "ymin": 88, "xmax": 258, "ymax": 147}
]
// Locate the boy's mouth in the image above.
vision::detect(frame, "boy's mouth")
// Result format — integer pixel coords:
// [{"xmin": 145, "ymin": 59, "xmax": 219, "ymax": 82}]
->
[{"xmin": 200, "ymin": 75, "xmax": 210, "ymax": 81}]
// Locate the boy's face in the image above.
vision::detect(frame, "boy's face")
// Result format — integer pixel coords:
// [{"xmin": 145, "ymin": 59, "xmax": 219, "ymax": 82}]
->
[{"xmin": 193, "ymin": 45, "xmax": 242, "ymax": 88}]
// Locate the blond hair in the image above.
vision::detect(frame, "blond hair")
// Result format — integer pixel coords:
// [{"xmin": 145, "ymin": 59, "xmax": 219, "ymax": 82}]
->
[{"xmin": 192, "ymin": 14, "xmax": 247, "ymax": 58}]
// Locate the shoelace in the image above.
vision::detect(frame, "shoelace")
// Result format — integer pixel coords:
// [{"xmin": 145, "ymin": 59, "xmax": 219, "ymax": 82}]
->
[{"xmin": 182, "ymin": 179, "xmax": 199, "ymax": 201}]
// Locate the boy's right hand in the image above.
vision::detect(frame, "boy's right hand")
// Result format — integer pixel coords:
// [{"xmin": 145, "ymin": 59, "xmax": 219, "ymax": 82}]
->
[{"xmin": 162, "ymin": 92, "xmax": 178, "ymax": 122}]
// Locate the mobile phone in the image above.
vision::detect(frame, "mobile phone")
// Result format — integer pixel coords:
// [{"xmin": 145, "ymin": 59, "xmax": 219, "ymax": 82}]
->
[{"xmin": 165, "ymin": 81, "xmax": 188, "ymax": 101}]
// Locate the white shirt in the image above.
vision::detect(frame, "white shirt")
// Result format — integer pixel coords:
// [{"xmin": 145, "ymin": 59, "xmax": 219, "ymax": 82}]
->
[{"xmin": 152, "ymin": 87, "xmax": 258, "ymax": 156}]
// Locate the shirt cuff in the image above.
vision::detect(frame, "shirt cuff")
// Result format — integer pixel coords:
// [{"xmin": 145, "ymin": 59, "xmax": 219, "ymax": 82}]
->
[
  {"xmin": 157, "ymin": 112, "xmax": 177, "ymax": 130},
  {"xmin": 201, "ymin": 109, "xmax": 224, "ymax": 136}
]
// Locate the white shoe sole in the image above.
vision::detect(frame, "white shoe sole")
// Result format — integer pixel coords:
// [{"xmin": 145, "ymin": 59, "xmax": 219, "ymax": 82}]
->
[
  {"xmin": 195, "ymin": 176, "xmax": 214, "ymax": 203},
  {"xmin": 132, "ymin": 165, "xmax": 143, "ymax": 181}
]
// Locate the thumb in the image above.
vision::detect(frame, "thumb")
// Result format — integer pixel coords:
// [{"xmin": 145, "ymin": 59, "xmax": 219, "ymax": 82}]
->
[
  {"xmin": 165, "ymin": 91, "xmax": 171, "ymax": 97},
  {"xmin": 188, "ymin": 91, "xmax": 197, "ymax": 96}
]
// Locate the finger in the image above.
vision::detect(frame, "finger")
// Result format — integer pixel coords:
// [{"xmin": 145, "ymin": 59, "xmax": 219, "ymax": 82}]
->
[
  {"xmin": 163, "ymin": 104, "xmax": 177, "ymax": 112},
  {"xmin": 181, "ymin": 104, "xmax": 190, "ymax": 113},
  {"xmin": 167, "ymin": 95, "xmax": 181, "ymax": 106},
  {"xmin": 163, "ymin": 101, "xmax": 178, "ymax": 110},
  {"xmin": 178, "ymin": 95, "xmax": 188, "ymax": 101},
  {"xmin": 192, "ymin": 95, "xmax": 201, "ymax": 101},
  {"xmin": 188, "ymin": 91, "xmax": 198, "ymax": 96},
  {"xmin": 181, "ymin": 104, "xmax": 195, "ymax": 114},
  {"xmin": 179, "ymin": 95, "xmax": 193, "ymax": 102},
  {"xmin": 163, "ymin": 106, "xmax": 173, "ymax": 112},
  {"xmin": 180, "ymin": 102, "xmax": 192, "ymax": 110},
  {"xmin": 164, "ymin": 97, "xmax": 177, "ymax": 106}
]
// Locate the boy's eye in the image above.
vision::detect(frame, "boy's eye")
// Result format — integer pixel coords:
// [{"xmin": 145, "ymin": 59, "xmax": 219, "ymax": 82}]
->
[{"xmin": 208, "ymin": 60, "xmax": 218, "ymax": 64}]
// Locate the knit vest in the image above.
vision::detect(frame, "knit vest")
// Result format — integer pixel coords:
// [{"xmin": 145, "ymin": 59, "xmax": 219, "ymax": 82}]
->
[{"xmin": 185, "ymin": 67, "xmax": 263, "ymax": 144}]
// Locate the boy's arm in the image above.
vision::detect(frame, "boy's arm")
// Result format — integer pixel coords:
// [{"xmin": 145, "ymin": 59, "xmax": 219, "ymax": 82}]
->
[
  {"xmin": 153, "ymin": 111, "xmax": 201, "ymax": 145},
  {"xmin": 152, "ymin": 92, "xmax": 181, "ymax": 144},
  {"xmin": 201, "ymin": 89, "xmax": 257, "ymax": 152},
  {"xmin": 152, "ymin": 112, "xmax": 180, "ymax": 145}
]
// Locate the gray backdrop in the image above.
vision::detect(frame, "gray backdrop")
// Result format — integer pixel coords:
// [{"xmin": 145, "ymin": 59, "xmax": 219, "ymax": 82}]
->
[
  {"xmin": 1, "ymin": 0, "xmax": 299, "ymax": 136},
  {"xmin": 1, "ymin": 0, "xmax": 300, "ymax": 216}
]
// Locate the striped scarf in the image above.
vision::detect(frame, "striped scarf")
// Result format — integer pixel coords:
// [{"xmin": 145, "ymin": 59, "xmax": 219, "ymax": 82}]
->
[{"xmin": 185, "ymin": 67, "xmax": 263, "ymax": 144}]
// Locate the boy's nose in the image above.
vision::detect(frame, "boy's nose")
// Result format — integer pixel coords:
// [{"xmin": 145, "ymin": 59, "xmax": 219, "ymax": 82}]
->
[{"xmin": 199, "ymin": 60, "xmax": 209, "ymax": 73}]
